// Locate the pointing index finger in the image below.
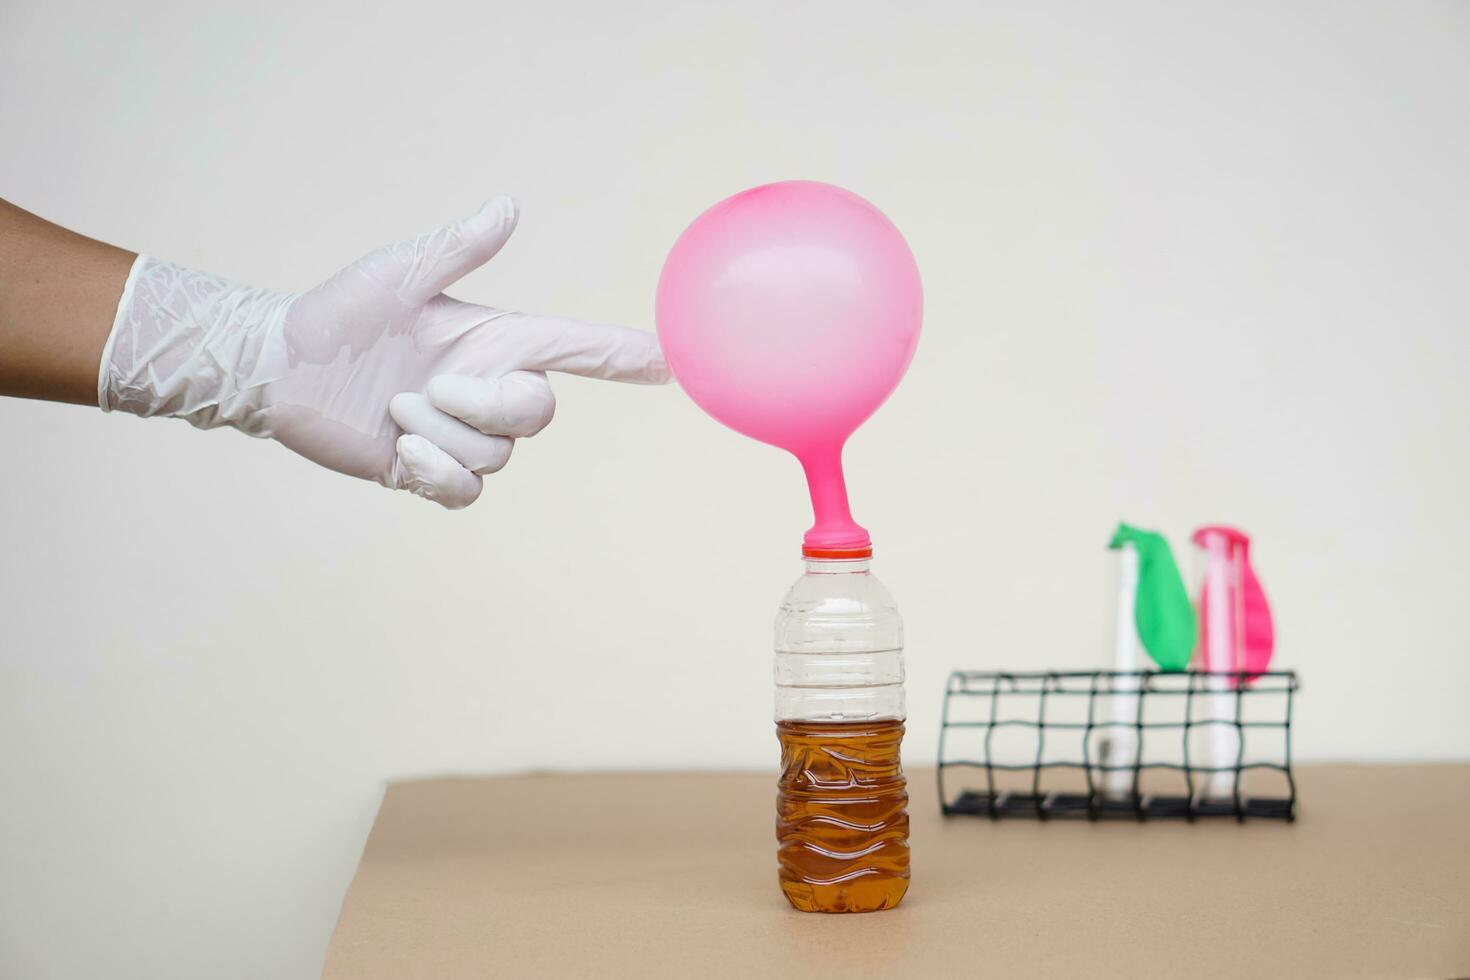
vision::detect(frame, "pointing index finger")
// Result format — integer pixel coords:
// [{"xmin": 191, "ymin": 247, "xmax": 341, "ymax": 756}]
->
[{"xmin": 502, "ymin": 312, "xmax": 671, "ymax": 384}]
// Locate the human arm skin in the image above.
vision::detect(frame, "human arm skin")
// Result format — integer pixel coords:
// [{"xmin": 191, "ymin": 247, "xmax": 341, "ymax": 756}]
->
[{"xmin": 0, "ymin": 198, "xmax": 135, "ymax": 405}]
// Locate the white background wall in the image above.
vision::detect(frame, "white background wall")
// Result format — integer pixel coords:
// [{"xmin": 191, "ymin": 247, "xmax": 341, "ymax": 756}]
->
[{"xmin": 2, "ymin": 1, "xmax": 1467, "ymax": 976}]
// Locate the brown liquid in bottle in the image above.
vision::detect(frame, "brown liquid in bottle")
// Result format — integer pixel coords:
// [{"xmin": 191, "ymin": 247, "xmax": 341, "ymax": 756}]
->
[{"xmin": 776, "ymin": 717, "xmax": 909, "ymax": 912}]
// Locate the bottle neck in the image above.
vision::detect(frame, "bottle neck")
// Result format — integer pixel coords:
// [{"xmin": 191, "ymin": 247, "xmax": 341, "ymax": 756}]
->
[{"xmin": 804, "ymin": 556, "xmax": 871, "ymax": 575}]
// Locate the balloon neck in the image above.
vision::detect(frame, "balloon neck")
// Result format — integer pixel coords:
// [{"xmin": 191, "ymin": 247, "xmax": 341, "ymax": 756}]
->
[
  {"xmin": 1192, "ymin": 524, "xmax": 1250, "ymax": 553},
  {"xmin": 798, "ymin": 444, "xmax": 870, "ymax": 551}
]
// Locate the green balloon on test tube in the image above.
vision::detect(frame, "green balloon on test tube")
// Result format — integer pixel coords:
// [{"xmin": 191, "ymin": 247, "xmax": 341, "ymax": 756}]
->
[{"xmin": 1109, "ymin": 523, "xmax": 1196, "ymax": 672}]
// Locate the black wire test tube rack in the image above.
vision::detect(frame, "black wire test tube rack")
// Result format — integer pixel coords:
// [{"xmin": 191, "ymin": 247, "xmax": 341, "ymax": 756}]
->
[{"xmin": 937, "ymin": 670, "xmax": 1300, "ymax": 822}]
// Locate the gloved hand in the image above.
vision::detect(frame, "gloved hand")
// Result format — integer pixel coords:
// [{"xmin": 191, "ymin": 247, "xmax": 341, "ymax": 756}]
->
[{"xmin": 99, "ymin": 197, "xmax": 668, "ymax": 508}]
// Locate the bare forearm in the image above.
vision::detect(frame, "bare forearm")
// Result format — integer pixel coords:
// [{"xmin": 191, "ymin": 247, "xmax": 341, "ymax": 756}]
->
[{"xmin": 0, "ymin": 198, "xmax": 136, "ymax": 405}]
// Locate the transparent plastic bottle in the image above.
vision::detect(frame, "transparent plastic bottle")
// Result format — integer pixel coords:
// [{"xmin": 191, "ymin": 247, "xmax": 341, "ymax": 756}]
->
[{"xmin": 773, "ymin": 545, "xmax": 909, "ymax": 913}]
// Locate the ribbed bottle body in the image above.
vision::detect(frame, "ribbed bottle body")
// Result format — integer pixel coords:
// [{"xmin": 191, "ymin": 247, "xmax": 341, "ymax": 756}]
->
[{"xmin": 773, "ymin": 556, "xmax": 908, "ymax": 912}]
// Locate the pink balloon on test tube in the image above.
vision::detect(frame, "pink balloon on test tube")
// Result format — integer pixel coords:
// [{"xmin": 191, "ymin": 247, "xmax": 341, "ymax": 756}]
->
[{"xmin": 656, "ymin": 181, "xmax": 923, "ymax": 553}]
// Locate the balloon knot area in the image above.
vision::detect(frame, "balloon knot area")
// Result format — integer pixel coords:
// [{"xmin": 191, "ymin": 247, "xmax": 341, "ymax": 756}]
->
[{"xmin": 801, "ymin": 515, "xmax": 872, "ymax": 554}]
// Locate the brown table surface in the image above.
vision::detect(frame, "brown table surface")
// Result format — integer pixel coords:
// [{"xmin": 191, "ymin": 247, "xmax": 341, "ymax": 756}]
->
[{"xmin": 323, "ymin": 765, "xmax": 1470, "ymax": 979}]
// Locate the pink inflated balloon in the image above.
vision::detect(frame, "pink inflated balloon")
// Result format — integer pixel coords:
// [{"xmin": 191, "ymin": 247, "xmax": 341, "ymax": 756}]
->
[{"xmin": 656, "ymin": 181, "xmax": 922, "ymax": 550}]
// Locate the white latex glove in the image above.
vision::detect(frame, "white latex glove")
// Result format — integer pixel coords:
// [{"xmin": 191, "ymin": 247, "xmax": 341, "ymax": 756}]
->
[{"xmin": 99, "ymin": 197, "xmax": 668, "ymax": 508}]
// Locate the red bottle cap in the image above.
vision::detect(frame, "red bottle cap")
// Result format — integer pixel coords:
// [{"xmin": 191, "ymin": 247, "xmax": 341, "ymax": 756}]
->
[{"xmin": 801, "ymin": 544, "xmax": 873, "ymax": 559}]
